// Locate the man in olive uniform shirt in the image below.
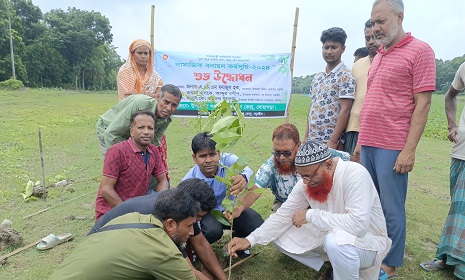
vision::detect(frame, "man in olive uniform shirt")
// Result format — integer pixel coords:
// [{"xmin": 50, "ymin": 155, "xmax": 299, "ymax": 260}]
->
[
  {"xmin": 96, "ymin": 84, "xmax": 181, "ymax": 155},
  {"xmin": 49, "ymin": 189, "xmax": 199, "ymax": 280}
]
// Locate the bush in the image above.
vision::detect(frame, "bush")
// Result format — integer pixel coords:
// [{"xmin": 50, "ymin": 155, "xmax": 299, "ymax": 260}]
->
[{"xmin": 0, "ymin": 79, "xmax": 25, "ymax": 90}]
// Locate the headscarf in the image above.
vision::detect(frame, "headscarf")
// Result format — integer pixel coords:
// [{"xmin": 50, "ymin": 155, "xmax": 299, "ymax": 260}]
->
[{"xmin": 117, "ymin": 39, "xmax": 163, "ymax": 100}]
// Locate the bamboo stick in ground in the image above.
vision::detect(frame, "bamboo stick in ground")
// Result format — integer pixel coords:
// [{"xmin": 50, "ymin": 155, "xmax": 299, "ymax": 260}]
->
[
  {"xmin": 0, "ymin": 239, "xmax": 42, "ymax": 262},
  {"xmin": 223, "ymin": 252, "xmax": 259, "ymax": 273},
  {"xmin": 38, "ymin": 128, "xmax": 47, "ymax": 200}
]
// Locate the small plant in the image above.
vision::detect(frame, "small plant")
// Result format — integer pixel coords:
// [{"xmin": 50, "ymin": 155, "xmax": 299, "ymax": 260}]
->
[
  {"xmin": 201, "ymin": 100, "xmax": 264, "ymax": 279},
  {"xmin": 20, "ymin": 180, "xmax": 40, "ymax": 202}
]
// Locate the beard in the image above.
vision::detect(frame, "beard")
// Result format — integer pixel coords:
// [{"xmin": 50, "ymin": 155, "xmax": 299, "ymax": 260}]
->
[
  {"xmin": 305, "ymin": 172, "xmax": 333, "ymax": 203},
  {"xmin": 376, "ymin": 20, "xmax": 400, "ymax": 48},
  {"xmin": 274, "ymin": 157, "xmax": 295, "ymax": 175},
  {"xmin": 171, "ymin": 232, "xmax": 187, "ymax": 250}
]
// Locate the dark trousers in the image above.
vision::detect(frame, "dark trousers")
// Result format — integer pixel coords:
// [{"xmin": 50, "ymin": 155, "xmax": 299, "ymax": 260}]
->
[{"xmin": 201, "ymin": 208, "xmax": 264, "ymax": 244}]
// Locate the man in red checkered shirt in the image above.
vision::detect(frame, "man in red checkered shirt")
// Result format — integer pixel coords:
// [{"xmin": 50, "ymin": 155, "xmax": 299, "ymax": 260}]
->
[{"xmin": 95, "ymin": 111, "xmax": 168, "ymax": 220}]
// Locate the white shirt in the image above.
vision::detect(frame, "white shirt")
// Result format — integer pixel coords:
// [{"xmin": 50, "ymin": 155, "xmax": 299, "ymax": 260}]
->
[{"xmin": 247, "ymin": 159, "xmax": 390, "ymax": 261}]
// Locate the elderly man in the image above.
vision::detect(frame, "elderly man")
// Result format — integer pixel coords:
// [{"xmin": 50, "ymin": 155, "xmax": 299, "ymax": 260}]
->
[
  {"xmin": 227, "ymin": 141, "xmax": 391, "ymax": 280},
  {"xmin": 94, "ymin": 111, "xmax": 168, "ymax": 221},
  {"xmin": 226, "ymin": 123, "xmax": 350, "ymax": 220},
  {"xmin": 50, "ymin": 189, "xmax": 200, "ymax": 280},
  {"xmin": 359, "ymin": 0, "xmax": 436, "ymax": 278},
  {"xmin": 89, "ymin": 178, "xmax": 226, "ymax": 280}
]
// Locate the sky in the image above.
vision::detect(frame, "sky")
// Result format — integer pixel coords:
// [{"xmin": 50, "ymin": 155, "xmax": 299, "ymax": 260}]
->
[{"xmin": 32, "ymin": 0, "xmax": 464, "ymax": 77}]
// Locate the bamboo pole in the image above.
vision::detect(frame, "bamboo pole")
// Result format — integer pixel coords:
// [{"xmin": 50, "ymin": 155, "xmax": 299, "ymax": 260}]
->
[
  {"xmin": 286, "ymin": 7, "xmax": 299, "ymax": 124},
  {"xmin": 0, "ymin": 239, "xmax": 42, "ymax": 262},
  {"xmin": 23, "ymin": 190, "xmax": 96, "ymax": 219},
  {"xmin": 38, "ymin": 128, "xmax": 46, "ymax": 200},
  {"xmin": 6, "ymin": 0, "xmax": 16, "ymax": 80},
  {"xmin": 223, "ymin": 253, "xmax": 259, "ymax": 273},
  {"xmin": 150, "ymin": 5, "xmax": 155, "ymax": 54}
]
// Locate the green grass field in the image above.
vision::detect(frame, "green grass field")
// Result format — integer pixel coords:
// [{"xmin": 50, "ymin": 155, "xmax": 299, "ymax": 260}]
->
[{"xmin": 0, "ymin": 90, "xmax": 462, "ymax": 279}]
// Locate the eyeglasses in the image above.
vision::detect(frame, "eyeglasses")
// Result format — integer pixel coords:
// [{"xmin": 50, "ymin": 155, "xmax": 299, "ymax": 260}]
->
[
  {"xmin": 272, "ymin": 144, "xmax": 297, "ymax": 158},
  {"xmin": 299, "ymin": 162, "xmax": 324, "ymax": 181}
]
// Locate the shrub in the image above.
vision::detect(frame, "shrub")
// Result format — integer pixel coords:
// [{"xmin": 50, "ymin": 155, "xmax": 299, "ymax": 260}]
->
[{"xmin": 0, "ymin": 79, "xmax": 25, "ymax": 90}]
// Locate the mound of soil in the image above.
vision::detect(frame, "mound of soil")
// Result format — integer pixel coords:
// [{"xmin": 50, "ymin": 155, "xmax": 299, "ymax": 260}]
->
[{"xmin": 0, "ymin": 221, "xmax": 23, "ymax": 250}]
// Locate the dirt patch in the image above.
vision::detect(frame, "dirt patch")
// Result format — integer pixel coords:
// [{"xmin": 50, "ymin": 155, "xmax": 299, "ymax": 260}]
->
[{"xmin": 0, "ymin": 221, "xmax": 23, "ymax": 250}]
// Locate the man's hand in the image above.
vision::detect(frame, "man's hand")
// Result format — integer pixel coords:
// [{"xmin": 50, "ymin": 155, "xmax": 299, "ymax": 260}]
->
[
  {"xmin": 326, "ymin": 139, "xmax": 338, "ymax": 149},
  {"xmin": 224, "ymin": 206, "xmax": 244, "ymax": 221},
  {"xmin": 230, "ymin": 174, "xmax": 247, "ymax": 196},
  {"xmin": 292, "ymin": 209, "xmax": 308, "ymax": 228},
  {"xmin": 448, "ymin": 126, "xmax": 458, "ymax": 143},
  {"xmin": 352, "ymin": 144, "xmax": 361, "ymax": 163},
  {"xmin": 226, "ymin": 237, "xmax": 250, "ymax": 258},
  {"xmin": 394, "ymin": 149, "xmax": 415, "ymax": 174}
]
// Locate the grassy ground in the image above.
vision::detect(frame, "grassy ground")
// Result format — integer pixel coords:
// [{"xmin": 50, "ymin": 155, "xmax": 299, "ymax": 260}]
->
[{"xmin": 0, "ymin": 91, "xmax": 462, "ymax": 279}]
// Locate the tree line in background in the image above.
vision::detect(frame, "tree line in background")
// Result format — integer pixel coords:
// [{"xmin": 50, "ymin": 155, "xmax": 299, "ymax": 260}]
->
[
  {"xmin": 1, "ymin": 0, "xmax": 464, "ymax": 93},
  {"xmin": 0, "ymin": 0, "xmax": 122, "ymax": 90},
  {"xmin": 292, "ymin": 55, "xmax": 465, "ymax": 95}
]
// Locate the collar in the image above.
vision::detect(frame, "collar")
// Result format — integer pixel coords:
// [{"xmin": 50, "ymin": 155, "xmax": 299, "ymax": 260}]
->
[
  {"xmin": 155, "ymin": 115, "xmax": 172, "ymax": 125},
  {"xmin": 379, "ymin": 32, "xmax": 413, "ymax": 55},
  {"xmin": 324, "ymin": 61, "xmax": 344, "ymax": 76}
]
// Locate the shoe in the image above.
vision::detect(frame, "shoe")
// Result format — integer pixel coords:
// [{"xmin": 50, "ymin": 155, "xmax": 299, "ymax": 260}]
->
[
  {"xmin": 420, "ymin": 259, "xmax": 445, "ymax": 271},
  {"xmin": 235, "ymin": 249, "xmax": 251, "ymax": 259},
  {"xmin": 36, "ymin": 233, "xmax": 73, "ymax": 250},
  {"xmin": 378, "ymin": 268, "xmax": 398, "ymax": 280}
]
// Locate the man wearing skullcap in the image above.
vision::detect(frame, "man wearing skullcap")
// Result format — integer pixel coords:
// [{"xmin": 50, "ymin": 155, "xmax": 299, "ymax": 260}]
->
[{"xmin": 227, "ymin": 141, "xmax": 391, "ymax": 280}]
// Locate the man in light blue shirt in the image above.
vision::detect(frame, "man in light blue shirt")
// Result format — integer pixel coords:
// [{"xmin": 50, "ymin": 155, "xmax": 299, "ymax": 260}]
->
[{"xmin": 183, "ymin": 132, "xmax": 264, "ymax": 246}]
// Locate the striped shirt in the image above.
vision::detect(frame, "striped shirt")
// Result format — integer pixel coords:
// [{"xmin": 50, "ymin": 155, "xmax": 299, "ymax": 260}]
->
[{"xmin": 358, "ymin": 33, "xmax": 436, "ymax": 150}]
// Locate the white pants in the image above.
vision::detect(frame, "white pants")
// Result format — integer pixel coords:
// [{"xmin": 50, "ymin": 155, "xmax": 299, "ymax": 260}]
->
[{"xmin": 274, "ymin": 232, "xmax": 377, "ymax": 280}]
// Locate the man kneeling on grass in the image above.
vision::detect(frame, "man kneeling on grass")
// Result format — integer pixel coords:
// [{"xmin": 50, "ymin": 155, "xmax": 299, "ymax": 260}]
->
[
  {"xmin": 88, "ymin": 178, "xmax": 227, "ymax": 280},
  {"xmin": 227, "ymin": 141, "xmax": 391, "ymax": 280},
  {"xmin": 183, "ymin": 132, "xmax": 264, "ymax": 257},
  {"xmin": 50, "ymin": 188, "xmax": 200, "ymax": 280}
]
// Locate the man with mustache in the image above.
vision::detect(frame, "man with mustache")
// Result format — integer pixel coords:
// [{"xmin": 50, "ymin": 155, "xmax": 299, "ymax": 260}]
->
[
  {"xmin": 50, "ymin": 188, "xmax": 200, "ymax": 280},
  {"xmin": 94, "ymin": 111, "xmax": 168, "ymax": 221},
  {"xmin": 97, "ymin": 84, "xmax": 181, "ymax": 156},
  {"xmin": 304, "ymin": 27, "xmax": 355, "ymax": 150},
  {"xmin": 359, "ymin": 0, "xmax": 436, "ymax": 278},
  {"xmin": 225, "ymin": 123, "xmax": 350, "ymax": 218},
  {"xmin": 183, "ymin": 132, "xmax": 264, "ymax": 256},
  {"xmin": 96, "ymin": 84, "xmax": 181, "ymax": 192},
  {"xmin": 89, "ymin": 178, "xmax": 227, "ymax": 280},
  {"xmin": 227, "ymin": 141, "xmax": 391, "ymax": 280},
  {"xmin": 346, "ymin": 19, "xmax": 381, "ymax": 161}
]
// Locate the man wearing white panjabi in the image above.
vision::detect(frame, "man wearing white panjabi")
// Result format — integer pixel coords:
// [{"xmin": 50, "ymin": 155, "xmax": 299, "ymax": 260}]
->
[{"xmin": 227, "ymin": 140, "xmax": 391, "ymax": 280}]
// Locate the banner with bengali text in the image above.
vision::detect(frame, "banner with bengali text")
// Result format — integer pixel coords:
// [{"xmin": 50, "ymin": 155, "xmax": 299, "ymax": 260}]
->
[{"xmin": 155, "ymin": 51, "xmax": 292, "ymax": 117}]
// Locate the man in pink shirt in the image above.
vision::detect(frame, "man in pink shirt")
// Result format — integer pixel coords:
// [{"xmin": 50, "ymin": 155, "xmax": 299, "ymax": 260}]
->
[{"xmin": 358, "ymin": 0, "xmax": 436, "ymax": 279}]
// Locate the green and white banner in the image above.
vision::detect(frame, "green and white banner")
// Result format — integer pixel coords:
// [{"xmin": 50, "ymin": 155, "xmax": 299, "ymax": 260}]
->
[{"xmin": 155, "ymin": 51, "xmax": 292, "ymax": 117}]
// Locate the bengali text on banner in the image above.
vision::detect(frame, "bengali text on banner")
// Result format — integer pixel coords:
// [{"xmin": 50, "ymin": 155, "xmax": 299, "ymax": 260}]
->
[{"xmin": 155, "ymin": 51, "xmax": 292, "ymax": 117}]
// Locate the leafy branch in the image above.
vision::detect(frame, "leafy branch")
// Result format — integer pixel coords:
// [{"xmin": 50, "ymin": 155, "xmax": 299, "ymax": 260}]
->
[{"xmin": 199, "ymin": 99, "xmax": 264, "ymax": 279}]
